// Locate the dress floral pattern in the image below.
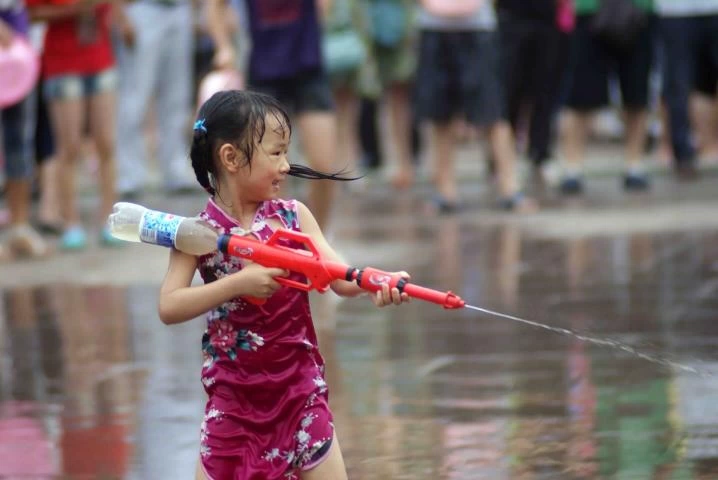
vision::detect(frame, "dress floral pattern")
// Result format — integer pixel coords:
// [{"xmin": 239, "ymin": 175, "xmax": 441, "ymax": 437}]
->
[{"xmin": 196, "ymin": 198, "xmax": 333, "ymax": 480}]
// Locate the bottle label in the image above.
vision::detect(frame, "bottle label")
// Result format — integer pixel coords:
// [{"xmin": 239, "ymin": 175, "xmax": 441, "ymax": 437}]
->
[{"xmin": 139, "ymin": 211, "xmax": 183, "ymax": 248}]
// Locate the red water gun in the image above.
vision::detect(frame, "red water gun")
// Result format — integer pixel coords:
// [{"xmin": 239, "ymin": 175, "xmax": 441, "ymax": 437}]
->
[{"xmin": 217, "ymin": 229, "xmax": 465, "ymax": 309}]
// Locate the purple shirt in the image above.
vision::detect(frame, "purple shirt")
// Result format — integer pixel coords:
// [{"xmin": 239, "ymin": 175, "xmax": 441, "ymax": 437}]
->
[
  {"xmin": 0, "ymin": 0, "xmax": 29, "ymax": 36},
  {"xmin": 244, "ymin": 0, "xmax": 323, "ymax": 81}
]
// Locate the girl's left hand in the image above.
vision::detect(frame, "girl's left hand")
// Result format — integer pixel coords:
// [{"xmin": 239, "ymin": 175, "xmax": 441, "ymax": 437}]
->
[{"xmin": 372, "ymin": 272, "xmax": 411, "ymax": 307}]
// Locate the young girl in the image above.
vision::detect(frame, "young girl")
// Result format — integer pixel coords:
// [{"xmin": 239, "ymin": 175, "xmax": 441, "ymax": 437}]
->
[{"xmin": 159, "ymin": 90, "xmax": 410, "ymax": 480}]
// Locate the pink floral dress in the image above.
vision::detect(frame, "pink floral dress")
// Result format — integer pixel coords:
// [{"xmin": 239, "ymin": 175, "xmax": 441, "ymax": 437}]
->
[{"xmin": 196, "ymin": 198, "xmax": 333, "ymax": 480}]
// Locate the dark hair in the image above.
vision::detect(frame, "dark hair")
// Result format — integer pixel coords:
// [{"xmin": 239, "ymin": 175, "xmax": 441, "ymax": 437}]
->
[{"xmin": 190, "ymin": 90, "xmax": 358, "ymax": 195}]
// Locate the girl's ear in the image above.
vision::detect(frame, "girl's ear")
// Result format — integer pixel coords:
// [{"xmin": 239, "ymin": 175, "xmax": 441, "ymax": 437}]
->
[{"xmin": 218, "ymin": 143, "xmax": 241, "ymax": 173}]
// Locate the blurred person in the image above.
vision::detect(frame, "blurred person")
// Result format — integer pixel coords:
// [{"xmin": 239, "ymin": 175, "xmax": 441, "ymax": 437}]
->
[
  {"xmin": 207, "ymin": 0, "xmax": 341, "ymax": 231},
  {"xmin": 324, "ymin": 0, "xmax": 379, "ymax": 185},
  {"xmin": 656, "ymin": 0, "xmax": 718, "ymax": 180},
  {"xmin": 364, "ymin": 0, "xmax": 417, "ymax": 189},
  {"xmin": 115, "ymin": 0, "xmax": 196, "ymax": 199},
  {"xmin": 0, "ymin": 0, "xmax": 49, "ymax": 260},
  {"xmin": 558, "ymin": 0, "xmax": 655, "ymax": 194},
  {"xmin": 414, "ymin": 0, "xmax": 537, "ymax": 213},
  {"xmin": 496, "ymin": 0, "xmax": 568, "ymax": 176},
  {"xmin": 27, "ymin": 0, "xmax": 133, "ymax": 250}
]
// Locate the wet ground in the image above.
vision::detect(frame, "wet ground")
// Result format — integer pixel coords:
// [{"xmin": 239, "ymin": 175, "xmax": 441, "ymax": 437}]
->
[{"xmin": 2, "ymin": 151, "xmax": 718, "ymax": 479}]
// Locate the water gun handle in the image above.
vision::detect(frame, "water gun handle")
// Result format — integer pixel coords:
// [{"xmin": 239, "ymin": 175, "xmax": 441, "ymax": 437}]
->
[{"xmin": 217, "ymin": 230, "xmax": 350, "ymax": 305}]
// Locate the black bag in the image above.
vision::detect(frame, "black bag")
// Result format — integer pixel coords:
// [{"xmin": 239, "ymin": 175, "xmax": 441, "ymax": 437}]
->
[{"xmin": 591, "ymin": 0, "xmax": 648, "ymax": 52}]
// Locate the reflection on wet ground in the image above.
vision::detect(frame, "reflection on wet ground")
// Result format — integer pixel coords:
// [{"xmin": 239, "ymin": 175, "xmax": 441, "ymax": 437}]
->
[{"xmin": 2, "ymin": 220, "xmax": 718, "ymax": 479}]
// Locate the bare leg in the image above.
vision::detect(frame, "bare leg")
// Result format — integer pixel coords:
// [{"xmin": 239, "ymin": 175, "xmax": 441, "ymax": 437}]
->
[
  {"xmin": 48, "ymin": 98, "xmax": 86, "ymax": 228},
  {"xmin": 296, "ymin": 111, "xmax": 338, "ymax": 231},
  {"xmin": 37, "ymin": 156, "xmax": 62, "ymax": 229},
  {"xmin": 560, "ymin": 109, "xmax": 592, "ymax": 173},
  {"xmin": 387, "ymin": 83, "xmax": 415, "ymax": 189},
  {"xmin": 300, "ymin": 432, "xmax": 348, "ymax": 480},
  {"xmin": 333, "ymin": 87, "xmax": 360, "ymax": 177},
  {"xmin": 490, "ymin": 121, "xmax": 538, "ymax": 212},
  {"xmin": 623, "ymin": 108, "xmax": 648, "ymax": 169},
  {"xmin": 88, "ymin": 90, "xmax": 118, "ymax": 226},
  {"xmin": 430, "ymin": 120, "xmax": 457, "ymax": 203}
]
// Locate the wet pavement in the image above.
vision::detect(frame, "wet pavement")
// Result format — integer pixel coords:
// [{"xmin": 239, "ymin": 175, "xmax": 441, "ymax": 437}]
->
[{"xmin": 2, "ymin": 148, "xmax": 718, "ymax": 479}]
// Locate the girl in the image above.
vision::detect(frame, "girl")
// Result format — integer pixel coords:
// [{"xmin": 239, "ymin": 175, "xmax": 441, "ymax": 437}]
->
[
  {"xmin": 26, "ymin": 0, "xmax": 133, "ymax": 250},
  {"xmin": 159, "ymin": 90, "xmax": 410, "ymax": 480}
]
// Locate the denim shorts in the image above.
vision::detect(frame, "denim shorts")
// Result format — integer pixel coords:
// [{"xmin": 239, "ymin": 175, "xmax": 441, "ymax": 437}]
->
[
  {"xmin": 1, "ymin": 92, "xmax": 36, "ymax": 180},
  {"xmin": 43, "ymin": 68, "xmax": 118, "ymax": 101}
]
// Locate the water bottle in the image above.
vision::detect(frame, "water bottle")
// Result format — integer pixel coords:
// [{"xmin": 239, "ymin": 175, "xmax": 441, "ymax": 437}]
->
[{"xmin": 107, "ymin": 202, "xmax": 219, "ymax": 256}]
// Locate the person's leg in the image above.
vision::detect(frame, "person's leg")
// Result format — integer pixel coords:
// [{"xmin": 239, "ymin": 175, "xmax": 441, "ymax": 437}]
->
[
  {"xmin": 195, "ymin": 458, "xmax": 209, "ymax": 480},
  {"xmin": 386, "ymin": 82, "xmax": 415, "ymax": 188},
  {"xmin": 659, "ymin": 16, "xmax": 698, "ymax": 176},
  {"xmin": 300, "ymin": 432, "xmax": 348, "ymax": 480},
  {"xmin": 155, "ymin": 3, "xmax": 195, "ymax": 192},
  {"xmin": 296, "ymin": 111, "xmax": 338, "ymax": 230},
  {"xmin": 558, "ymin": 15, "xmax": 609, "ymax": 193},
  {"xmin": 46, "ymin": 76, "xmax": 88, "ymax": 248},
  {"xmin": 88, "ymin": 72, "xmax": 121, "ymax": 243},
  {"xmin": 293, "ymin": 72, "xmax": 340, "ymax": 231},
  {"xmin": 430, "ymin": 119, "xmax": 458, "ymax": 205},
  {"xmin": 358, "ymin": 96, "xmax": 382, "ymax": 169},
  {"xmin": 115, "ymin": 2, "xmax": 163, "ymax": 196},
  {"xmin": 333, "ymin": 86, "xmax": 361, "ymax": 177},
  {"xmin": 2, "ymin": 94, "xmax": 49, "ymax": 258}
]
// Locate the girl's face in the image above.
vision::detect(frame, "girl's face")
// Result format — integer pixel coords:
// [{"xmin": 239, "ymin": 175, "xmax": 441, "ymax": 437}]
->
[{"xmin": 239, "ymin": 113, "xmax": 291, "ymax": 201}]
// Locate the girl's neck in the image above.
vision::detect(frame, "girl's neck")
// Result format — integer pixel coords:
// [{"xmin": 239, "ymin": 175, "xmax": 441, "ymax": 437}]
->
[{"xmin": 214, "ymin": 194, "xmax": 262, "ymax": 230}]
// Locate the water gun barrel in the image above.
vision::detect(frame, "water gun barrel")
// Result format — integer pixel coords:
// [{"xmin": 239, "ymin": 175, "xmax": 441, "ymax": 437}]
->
[{"xmin": 349, "ymin": 267, "xmax": 465, "ymax": 309}]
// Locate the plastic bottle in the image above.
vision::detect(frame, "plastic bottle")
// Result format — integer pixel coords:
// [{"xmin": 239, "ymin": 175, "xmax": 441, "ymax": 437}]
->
[{"xmin": 107, "ymin": 202, "xmax": 219, "ymax": 256}]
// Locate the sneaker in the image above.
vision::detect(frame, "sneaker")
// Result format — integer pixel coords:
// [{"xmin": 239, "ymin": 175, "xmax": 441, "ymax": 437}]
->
[
  {"xmin": 623, "ymin": 173, "xmax": 650, "ymax": 191},
  {"xmin": 560, "ymin": 176, "xmax": 584, "ymax": 195},
  {"xmin": 60, "ymin": 226, "xmax": 88, "ymax": 251},
  {"xmin": 100, "ymin": 226, "xmax": 126, "ymax": 248}
]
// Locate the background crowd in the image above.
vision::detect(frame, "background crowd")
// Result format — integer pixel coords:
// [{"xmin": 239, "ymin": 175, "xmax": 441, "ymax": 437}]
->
[{"xmin": 1, "ymin": 0, "xmax": 717, "ymax": 261}]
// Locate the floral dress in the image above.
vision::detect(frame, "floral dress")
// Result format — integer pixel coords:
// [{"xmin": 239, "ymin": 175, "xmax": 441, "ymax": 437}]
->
[{"xmin": 196, "ymin": 198, "xmax": 333, "ymax": 480}]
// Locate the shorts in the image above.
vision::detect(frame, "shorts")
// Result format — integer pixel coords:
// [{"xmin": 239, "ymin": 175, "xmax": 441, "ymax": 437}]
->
[
  {"xmin": 414, "ymin": 30, "xmax": 505, "ymax": 126},
  {"xmin": 43, "ymin": 68, "xmax": 118, "ymax": 101},
  {"xmin": 374, "ymin": 39, "xmax": 417, "ymax": 86},
  {"xmin": 565, "ymin": 15, "xmax": 653, "ymax": 111},
  {"xmin": 694, "ymin": 45, "xmax": 718, "ymax": 97},
  {"xmin": 1, "ymin": 92, "xmax": 36, "ymax": 180},
  {"xmin": 248, "ymin": 69, "xmax": 334, "ymax": 114}
]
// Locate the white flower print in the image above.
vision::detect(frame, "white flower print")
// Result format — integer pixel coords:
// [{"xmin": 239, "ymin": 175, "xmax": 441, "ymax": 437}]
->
[
  {"xmin": 263, "ymin": 448, "xmax": 280, "ymax": 461},
  {"xmin": 313, "ymin": 376, "xmax": 327, "ymax": 393},
  {"xmin": 300, "ymin": 413, "xmax": 316, "ymax": 429},
  {"xmin": 247, "ymin": 331, "xmax": 265, "ymax": 348},
  {"xmin": 207, "ymin": 408, "xmax": 222, "ymax": 420},
  {"xmin": 200, "ymin": 444, "xmax": 212, "ymax": 458},
  {"xmin": 296, "ymin": 430, "xmax": 311, "ymax": 445},
  {"xmin": 201, "ymin": 377, "xmax": 215, "ymax": 388}
]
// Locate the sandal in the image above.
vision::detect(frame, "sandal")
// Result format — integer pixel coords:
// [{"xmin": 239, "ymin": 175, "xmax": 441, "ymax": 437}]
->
[
  {"xmin": 497, "ymin": 192, "xmax": 539, "ymax": 214},
  {"xmin": 7, "ymin": 224, "xmax": 51, "ymax": 259},
  {"xmin": 426, "ymin": 195, "xmax": 462, "ymax": 215}
]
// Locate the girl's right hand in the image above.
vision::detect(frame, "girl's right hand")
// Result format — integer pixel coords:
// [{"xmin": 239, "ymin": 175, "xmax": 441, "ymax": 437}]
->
[{"xmin": 236, "ymin": 263, "xmax": 289, "ymax": 299}]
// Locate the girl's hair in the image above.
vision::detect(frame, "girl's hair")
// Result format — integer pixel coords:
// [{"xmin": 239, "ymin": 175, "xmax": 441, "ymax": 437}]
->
[{"xmin": 190, "ymin": 90, "xmax": 358, "ymax": 195}]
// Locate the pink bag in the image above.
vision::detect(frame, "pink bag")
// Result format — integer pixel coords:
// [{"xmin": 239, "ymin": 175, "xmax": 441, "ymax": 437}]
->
[
  {"xmin": 421, "ymin": 0, "xmax": 484, "ymax": 18},
  {"xmin": 0, "ymin": 37, "xmax": 40, "ymax": 109}
]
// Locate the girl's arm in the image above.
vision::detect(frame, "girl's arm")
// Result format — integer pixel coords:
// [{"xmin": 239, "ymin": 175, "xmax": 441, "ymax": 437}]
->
[
  {"xmin": 158, "ymin": 248, "xmax": 288, "ymax": 325},
  {"xmin": 296, "ymin": 201, "xmax": 409, "ymax": 305}
]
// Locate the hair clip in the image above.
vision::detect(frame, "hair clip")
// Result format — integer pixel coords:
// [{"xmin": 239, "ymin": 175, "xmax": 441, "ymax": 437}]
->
[{"xmin": 194, "ymin": 119, "xmax": 207, "ymax": 133}]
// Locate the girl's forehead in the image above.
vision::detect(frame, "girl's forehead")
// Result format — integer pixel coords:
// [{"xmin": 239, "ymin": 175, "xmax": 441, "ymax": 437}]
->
[{"xmin": 263, "ymin": 113, "xmax": 290, "ymax": 140}]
